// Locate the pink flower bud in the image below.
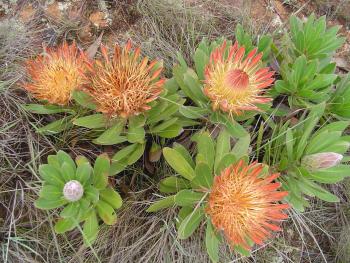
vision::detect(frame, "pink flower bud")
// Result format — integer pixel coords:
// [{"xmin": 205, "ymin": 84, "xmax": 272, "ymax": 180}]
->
[
  {"xmin": 301, "ymin": 152, "xmax": 343, "ymax": 171},
  {"xmin": 63, "ymin": 180, "xmax": 84, "ymax": 202}
]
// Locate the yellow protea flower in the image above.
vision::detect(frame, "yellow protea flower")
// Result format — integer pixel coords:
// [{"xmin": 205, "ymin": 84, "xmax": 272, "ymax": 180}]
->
[
  {"xmin": 23, "ymin": 42, "xmax": 85, "ymax": 105},
  {"xmin": 82, "ymin": 40, "xmax": 165, "ymax": 118},
  {"xmin": 204, "ymin": 41, "xmax": 275, "ymax": 116},
  {"xmin": 206, "ymin": 160, "xmax": 289, "ymax": 250}
]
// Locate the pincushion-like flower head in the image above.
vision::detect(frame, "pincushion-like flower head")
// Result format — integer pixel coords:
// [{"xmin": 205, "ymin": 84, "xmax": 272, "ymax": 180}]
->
[
  {"xmin": 204, "ymin": 41, "xmax": 274, "ymax": 116},
  {"xmin": 206, "ymin": 160, "xmax": 289, "ymax": 250},
  {"xmin": 23, "ymin": 42, "xmax": 85, "ymax": 105},
  {"xmin": 82, "ymin": 40, "xmax": 165, "ymax": 118}
]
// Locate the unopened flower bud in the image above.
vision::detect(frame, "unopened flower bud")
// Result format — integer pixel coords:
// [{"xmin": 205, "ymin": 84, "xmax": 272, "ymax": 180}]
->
[
  {"xmin": 301, "ymin": 152, "xmax": 343, "ymax": 171},
  {"xmin": 63, "ymin": 180, "xmax": 84, "ymax": 202}
]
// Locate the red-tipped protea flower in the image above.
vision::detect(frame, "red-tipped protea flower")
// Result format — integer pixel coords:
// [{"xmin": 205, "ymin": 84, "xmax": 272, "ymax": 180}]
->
[
  {"xmin": 23, "ymin": 42, "xmax": 85, "ymax": 105},
  {"xmin": 206, "ymin": 160, "xmax": 289, "ymax": 250},
  {"xmin": 204, "ymin": 41, "xmax": 274, "ymax": 116},
  {"xmin": 82, "ymin": 41, "xmax": 165, "ymax": 118}
]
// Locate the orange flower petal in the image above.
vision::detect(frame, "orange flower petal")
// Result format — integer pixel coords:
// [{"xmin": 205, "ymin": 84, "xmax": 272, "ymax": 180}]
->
[
  {"xmin": 206, "ymin": 161, "xmax": 289, "ymax": 250},
  {"xmin": 203, "ymin": 41, "xmax": 274, "ymax": 116},
  {"xmin": 82, "ymin": 41, "xmax": 165, "ymax": 118},
  {"xmin": 22, "ymin": 41, "xmax": 86, "ymax": 105}
]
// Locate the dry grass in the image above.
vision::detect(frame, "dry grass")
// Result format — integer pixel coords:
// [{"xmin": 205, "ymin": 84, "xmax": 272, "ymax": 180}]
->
[{"xmin": 0, "ymin": 0, "xmax": 349, "ymax": 262}]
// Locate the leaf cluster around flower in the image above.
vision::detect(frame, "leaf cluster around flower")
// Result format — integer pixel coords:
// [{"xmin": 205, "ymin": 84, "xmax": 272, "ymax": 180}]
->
[
  {"xmin": 147, "ymin": 130, "xmax": 289, "ymax": 259},
  {"xmin": 35, "ymin": 151, "xmax": 122, "ymax": 246}
]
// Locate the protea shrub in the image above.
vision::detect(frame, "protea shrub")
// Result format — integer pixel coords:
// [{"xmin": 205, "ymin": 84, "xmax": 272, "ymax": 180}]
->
[
  {"xmin": 35, "ymin": 151, "xmax": 122, "ymax": 245},
  {"xmin": 147, "ymin": 130, "xmax": 289, "ymax": 260}
]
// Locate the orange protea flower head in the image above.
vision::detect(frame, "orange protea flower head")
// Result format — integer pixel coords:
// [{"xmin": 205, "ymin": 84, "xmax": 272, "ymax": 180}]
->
[
  {"xmin": 82, "ymin": 40, "xmax": 165, "ymax": 118},
  {"xmin": 23, "ymin": 42, "xmax": 85, "ymax": 105},
  {"xmin": 206, "ymin": 160, "xmax": 289, "ymax": 250},
  {"xmin": 204, "ymin": 41, "xmax": 274, "ymax": 116}
]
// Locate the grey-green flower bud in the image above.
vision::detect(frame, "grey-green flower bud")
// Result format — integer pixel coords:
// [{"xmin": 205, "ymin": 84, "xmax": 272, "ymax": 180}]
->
[
  {"xmin": 301, "ymin": 152, "xmax": 343, "ymax": 171},
  {"xmin": 63, "ymin": 180, "xmax": 84, "ymax": 202}
]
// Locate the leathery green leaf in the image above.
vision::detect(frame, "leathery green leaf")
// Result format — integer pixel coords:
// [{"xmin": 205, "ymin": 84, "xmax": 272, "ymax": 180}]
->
[
  {"xmin": 206, "ymin": 219, "xmax": 220, "ymax": 263},
  {"xmin": 54, "ymin": 217, "xmax": 78, "ymax": 234},
  {"xmin": 163, "ymin": 147, "xmax": 196, "ymax": 180},
  {"xmin": 175, "ymin": 190, "xmax": 206, "ymax": 206},
  {"xmin": 73, "ymin": 114, "xmax": 108, "ymax": 129},
  {"xmin": 83, "ymin": 210, "xmax": 99, "ymax": 246},
  {"xmin": 96, "ymin": 200, "xmax": 117, "ymax": 225},
  {"xmin": 146, "ymin": 195, "xmax": 176, "ymax": 212},
  {"xmin": 192, "ymin": 162, "xmax": 213, "ymax": 189},
  {"xmin": 93, "ymin": 154, "xmax": 110, "ymax": 189},
  {"xmin": 178, "ymin": 207, "xmax": 205, "ymax": 239},
  {"xmin": 100, "ymin": 187, "xmax": 123, "ymax": 209}
]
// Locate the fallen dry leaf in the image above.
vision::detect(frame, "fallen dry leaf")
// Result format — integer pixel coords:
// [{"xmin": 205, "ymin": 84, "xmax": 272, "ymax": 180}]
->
[
  {"xmin": 89, "ymin": 11, "xmax": 109, "ymax": 29},
  {"xmin": 86, "ymin": 32, "xmax": 104, "ymax": 59}
]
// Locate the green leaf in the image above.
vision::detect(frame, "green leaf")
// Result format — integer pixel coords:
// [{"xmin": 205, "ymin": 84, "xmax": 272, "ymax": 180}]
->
[
  {"xmin": 72, "ymin": 90, "xmax": 97, "ymax": 110},
  {"xmin": 75, "ymin": 156, "xmax": 90, "ymax": 166},
  {"xmin": 35, "ymin": 197, "xmax": 67, "ymax": 210},
  {"xmin": 173, "ymin": 143, "xmax": 195, "ymax": 168},
  {"xmin": 206, "ymin": 219, "xmax": 220, "ymax": 263},
  {"xmin": 146, "ymin": 96, "xmax": 184, "ymax": 124},
  {"xmin": 179, "ymin": 105, "xmax": 209, "ymax": 119},
  {"xmin": 194, "ymin": 48, "xmax": 209, "ymax": 80},
  {"xmin": 76, "ymin": 162, "xmax": 92, "ymax": 185},
  {"xmin": 178, "ymin": 207, "xmax": 205, "ymax": 239},
  {"xmin": 61, "ymin": 162, "xmax": 76, "ymax": 182},
  {"xmin": 298, "ymin": 177, "xmax": 340, "ymax": 202},
  {"xmin": 23, "ymin": 104, "xmax": 74, "ymax": 114},
  {"xmin": 232, "ymin": 134, "xmax": 250, "ymax": 160},
  {"xmin": 47, "ymin": 155, "xmax": 60, "ymax": 170},
  {"xmin": 175, "ymin": 190, "xmax": 206, "ymax": 206},
  {"xmin": 215, "ymin": 153, "xmax": 236, "ymax": 175},
  {"xmin": 159, "ymin": 177, "xmax": 191, "ymax": 193},
  {"xmin": 112, "ymin": 144, "xmax": 138, "ymax": 162},
  {"xmin": 296, "ymin": 102, "xmax": 325, "ymax": 160},
  {"xmin": 40, "ymin": 185, "xmax": 63, "ymax": 200},
  {"xmin": 100, "ymin": 187, "xmax": 123, "ymax": 209},
  {"xmin": 127, "ymin": 126, "xmax": 145, "ymax": 143},
  {"xmin": 54, "ymin": 217, "xmax": 77, "ymax": 234},
  {"xmin": 146, "ymin": 195, "xmax": 176, "ymax": 212},
  {"xmin": 258, "ymin": 35, "xmax": 272, "ymax": 60},
  {"xmin": 176, "ymin": 206, "xmax": 193, "ymax": 229},
  {"xmin": 83, "ymin": 210, "xmax": 99, "ymax": 246},
  {"xmin": 286, "ymin": 128, "xmax": 294, "ymax": 162},
  {"xmin": 93, "ymin": 121, "xmax": 126, "ymax": 145},
  {"xmin": 60, "ymin": 202, "xmax": 79, "ymax": 218},
  {"xmin": 192, "ymin": 131, "xmax": 215, "ymax": 170},
  {"xmin": 126, "ymin": 143, "xmax": 145, "ymax": 165},
  {"xmin": 173, "ymin": 65, "xmax": 202, "ymax": 106},
  {"xmin": 39, "ymin": 164, "xmax": 65, "ymax": 186},
  {"xmin": 234, "ymin": 245, "xmax": 251, "ymax": 257},
  {"xmin": 37, "ymin": 116, "xmax": 73, "ymax": 135},
  {"xmin": 73, "ymin": 114, "xmax": 107, "ymax": 129},
  {"xmin": 84, "ymin": 186, "xmax": 99, "ymax": 204},
  {"xmin": 214, "ymin": 128, "xmax": 231, "ymax": 172},
  {"xmin": 309, "ymin": 165, "xmax": 350, "ymax": 183},
  {"xmin": 156, "ymin": 123, "xmax": 182, "ymax": 138},
  {"xmin": 192, "ymin": 162, "xmax": 213, "ymax": 189},
  {"xmin": 183, "ymin": 71, "xmax": 207, "ymax": 104},
  {"xmin": 163, "ymin": 147, "xmax": 196, "ymax": 180},
  {"xmin": 150, "ymin": 118, "xmax": 178, "ymax": 133},
  {"xmin": 210, "ymin": 112, "xmax": 248, "ymax": 138},
  {"xmin": 93, "ymin": 154, "xmax": 110, "ymax": 189},
  {"xmin": 110, "ymin": 144, "xmax": 138, "ymax": 175},
  {"xmin": 96, "ymin": 200, "xmax": 117, "ymax": 225},
  {"xmin": 164, "ymin": 78, "xmax": 179, "ymax": 94},
  {"xmin": 57, "ymin": 151, "xmax": 76, "ymax": 172},
  {"xmin": 305, "ymin": 131, "xmax": 342, "ymax": 154}
]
